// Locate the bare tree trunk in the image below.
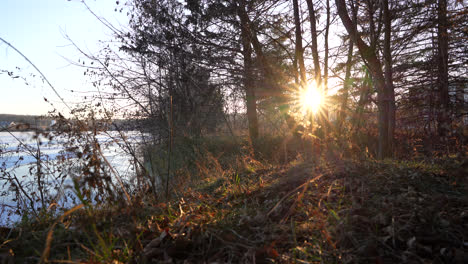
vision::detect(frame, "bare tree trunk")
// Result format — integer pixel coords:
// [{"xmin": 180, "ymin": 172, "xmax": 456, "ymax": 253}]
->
[
  {"xmin": 293, "ymin": 55, "xmax": 299, "ymax": 85},
  {"xmin": 293, "ymin": 0, "xmax": 307, "ymax": 86},
  {"xmin": 323, "ymin": 0, "xmax": 330, "ymax": 119},
  {"xmin": 437, "ymin": 0, "xmax": 450, "ymax": 140},
  {"xmin": 238, "ymin": 1, "xmax": 258, "ymax": 142},
  {"xmin": 383, "ymin": 0, "xmax": 395, "ymax": 156},
  {"xmin": 236, "ymin": 1, "xmax": 273, "ymax": 85},
  {"xmin": 305, "ymin": 0, "xmax": 322, "ymax": 85},
  {"xmin": 335, "ymin": 0, "xmax": 390, "ymax": 159}
]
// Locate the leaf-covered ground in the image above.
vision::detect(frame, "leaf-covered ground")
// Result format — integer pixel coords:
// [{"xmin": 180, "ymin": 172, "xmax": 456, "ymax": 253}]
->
[{"xmin": 3, "ymin": 157, "xmax": 468, "ymax": 263}]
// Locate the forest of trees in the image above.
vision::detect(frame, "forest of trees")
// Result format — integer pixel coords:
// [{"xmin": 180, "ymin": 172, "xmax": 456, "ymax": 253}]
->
[{"xmin": 77, "ymin": 0, "xmax": 467, "ymax": 160}]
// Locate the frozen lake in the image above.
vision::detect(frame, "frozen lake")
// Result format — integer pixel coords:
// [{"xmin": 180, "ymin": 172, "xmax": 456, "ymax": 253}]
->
[{"xmin": 0, "ymin": 131, "xmax": 143, "ymax": 225}]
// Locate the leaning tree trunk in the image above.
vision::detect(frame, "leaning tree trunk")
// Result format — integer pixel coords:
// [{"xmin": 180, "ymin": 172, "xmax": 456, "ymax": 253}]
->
[
  {"xmin": 335, "ymin": 0, "xmax": 391, "ymax": 159},
  {"xmin": 338, "ymin": 1, "xmax": 358, "ymax": 130}
]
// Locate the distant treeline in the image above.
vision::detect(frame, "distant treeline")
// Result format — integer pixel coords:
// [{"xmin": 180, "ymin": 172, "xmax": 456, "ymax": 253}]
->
[
  {"xmin": 0, "ymin": 114, "xmax": 52, "ymax": 124},
  {"xmin": 0, "ymin": 114, "xmax": 139, "ymax": 131}
]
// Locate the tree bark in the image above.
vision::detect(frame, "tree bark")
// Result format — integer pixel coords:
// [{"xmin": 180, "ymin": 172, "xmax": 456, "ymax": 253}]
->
[
  {"xmin": 238, "ymin": 1, "xmax": 259, "ymax": 142},
  {"xmin": 236, "ymin": 0, "xmax": 274, "ymax": 88},
  {"xmin": 437, "ymin": 0, "xmax": 450, "ymax": 139},
  {"xmin": 305, "ymin": 0, "xmax": 322, "ymax": 85},
  {"xmin": 383, "ymin": 0, "xmax": 395, "ymax": 156},
  {"xmin": 293, "ymin": 0, "xmax": 307, "ymax": 86},
  {"xmin": 323, "ymin": 0, "xmax": 330, "ymax": 119}
]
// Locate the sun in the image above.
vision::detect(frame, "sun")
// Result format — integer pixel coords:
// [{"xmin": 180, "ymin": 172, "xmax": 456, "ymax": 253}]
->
[{"xmin": 299, "ymin": 81, "xmax": 322, "ymax": 115}]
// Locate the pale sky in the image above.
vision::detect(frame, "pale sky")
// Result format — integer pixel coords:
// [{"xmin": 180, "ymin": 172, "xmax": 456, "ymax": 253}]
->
[{"xmin": 0, "ymin": 0, "xmax": 128, "ymax": 116}]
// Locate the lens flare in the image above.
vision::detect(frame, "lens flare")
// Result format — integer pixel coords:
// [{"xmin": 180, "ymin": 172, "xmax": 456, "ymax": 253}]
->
[{"xmin": 299, "ymin": 82, "xmax": 322, "ymax": 114}]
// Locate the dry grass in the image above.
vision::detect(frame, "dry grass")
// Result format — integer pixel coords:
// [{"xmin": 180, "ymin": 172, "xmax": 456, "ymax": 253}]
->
[{"xmin": 2, "ymin": 152, "xmax": 468, "ymax": 263}]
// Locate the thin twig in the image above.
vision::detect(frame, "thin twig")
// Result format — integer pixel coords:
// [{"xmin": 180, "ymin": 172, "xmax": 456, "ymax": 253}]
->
[{"xmin": 0, "ymin": 37, "xmax": 71, "ymax": 111}]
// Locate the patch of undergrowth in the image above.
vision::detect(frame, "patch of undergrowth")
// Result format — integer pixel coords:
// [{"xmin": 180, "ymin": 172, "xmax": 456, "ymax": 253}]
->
[
  {"xmin": 331, "ymin": 158, "xmax": 468, "ymax": 263},
  {"xmin": 2, "ymin": 152, "xmax": 467, "ymax": 263}
]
